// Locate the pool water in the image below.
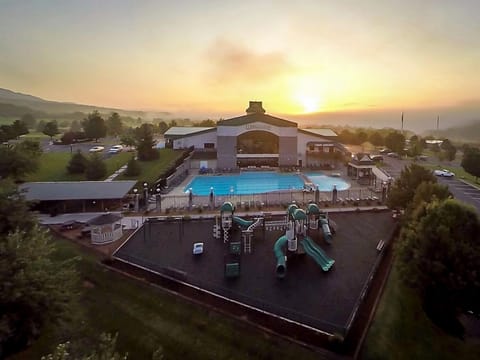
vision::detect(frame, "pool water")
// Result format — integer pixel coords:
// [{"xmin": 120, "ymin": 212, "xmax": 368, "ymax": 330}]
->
[
  {"xmin": 185, "ymin": 172, "xmax": 304, "ymax": 195},
  {"xmin": 304, "ymin": 173, "xmax": 350, "ymax": 191},
  {"xmin": 185, "ymin": 171, "xmax": 350, "ymax": 195}
]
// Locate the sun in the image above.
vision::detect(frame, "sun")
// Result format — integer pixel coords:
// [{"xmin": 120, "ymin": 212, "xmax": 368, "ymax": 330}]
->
[{"xmin": 299, "ymin": 95, "xmax": 321, "ymax": 113}]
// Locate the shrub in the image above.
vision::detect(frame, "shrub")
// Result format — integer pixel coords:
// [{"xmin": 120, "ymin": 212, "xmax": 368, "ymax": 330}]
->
[{"xmin": 67, "ymin": 150, "xmax": 87, "ymax": 174}]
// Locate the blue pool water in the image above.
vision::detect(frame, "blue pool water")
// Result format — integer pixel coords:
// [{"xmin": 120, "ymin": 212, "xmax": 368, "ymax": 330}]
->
[
  {"xmin": 304, "ymin": 172, "xmax": 351, "ymax": 191},
  {"xmin": 184, "ymin": 171, "xmax": 350, "ymax": 195},
  {"xmin": 185, "ymin": 172, "xmax": 304, "ymax": 195}
]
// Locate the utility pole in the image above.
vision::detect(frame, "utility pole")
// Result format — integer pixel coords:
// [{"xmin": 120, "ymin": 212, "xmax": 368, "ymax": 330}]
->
[
  {"xmin": 401, "ymin": 112, "xmax": 404, "ymax": 134},
  {"xmin": 436, "ymin": 115, "xmax": 440, "ymax": 130}
]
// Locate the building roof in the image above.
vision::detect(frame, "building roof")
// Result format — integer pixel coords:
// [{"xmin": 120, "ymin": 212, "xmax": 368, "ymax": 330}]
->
[
  {"xmin": 218, "ymin": 113, "xmax": 297, "ymax": 128},
  {"xmin": 19, "ymin": 181, "xmax": 137, "ymax": 201},
  {"xmin": 87, "ymin": 213, "xmax": 122, "ymax": 226},
  {"xmin": 299, "ymin": 128, "xmax": 338, "ymax": 137},
  {"xmin": 164, "ymin": 127, "xmax": 215, "ymax": 139}
]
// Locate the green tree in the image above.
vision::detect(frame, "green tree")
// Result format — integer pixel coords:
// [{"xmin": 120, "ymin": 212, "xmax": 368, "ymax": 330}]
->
[
  {"xmin": 69, "ymin": 119, "xmax": 82, "ymax": 133},
  {"xmin": 11, "ymin": 120, "xmax": 29, "ymax": 138},
  {"xmin": 43, "ymin": 120, "xmax": 60, "ymax": 140},
  {"xmin": 82, "ymin": 111, "xmax": 107, "ymax": 142},
  {"xmin": 397, "ymin": 199, "xmax": 480, "ymax": 333},
  {"xmin": 411, "ymin": 181, "xmax": 451, "ymax": 211},
  {"xmin": 85, "ymin": 153, "xmax": 107, "ymax": 180},
  {"xmin": 369, "ymin": 131, "xmax": 384, "ymax": 147},
  {"xmin": 135, "ymin": 124, "xmax": 158, "ymax": 161},
  {"xmin": 67, "ymin": 151, "xmax": 87, "ymax": 174},
  {"xmin": 461, "ymin": 147, "xmax": 480, "ymax": 182},
  {"xmin": 356, "ymin": 130, "xmax": 368, "ymax": 144},
  {"xmin": 124, "ymin": 156, "xmax": 141, "ymax": 177},
  {"xmin": 441, "ymin": 139, "xmax": 457, "ymax": 162},
  {"xmin": 0, "ymin": 181, "xmax": 36, "ymax": 235},
  {"xmin": 195, "ymin": 119, "xmax": 216, "ymax": 127},
  {"xmin": 156, "ymin": 120, "xmax": 168, "ymax": 134},
  {"xmin": 0, "ymin": 141, "xmax": 42, "ymax": 181},
  {"xmin": 21, "ymin": 113, "xmax": 36, "ymax": 129},
  {"xmin": 0, "ymin": 226, "xmax": 79, "ymax": 357},
  {"xmin": 36, "ymin": 120, "xmax": 46, "ymax": 132},
  {"xmin": 0, "ymin": 125, "xmax": 16, "ymax": 142},
  {"xmin": 384, "ymin": 131, "xmax": 406, "ymax": 154},
  {"xmin": 387, "ymin": 163, "xmax": 436, "ymax": 211},
  {"xmin": 106, "ymin": 112, "xmax": 123, "ymax": 137}
]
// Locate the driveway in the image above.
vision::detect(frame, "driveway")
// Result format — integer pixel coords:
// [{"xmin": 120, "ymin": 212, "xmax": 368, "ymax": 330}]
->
[{"xmin": 438, "ymin": 177, "xmax": 480, "ymax": 214}]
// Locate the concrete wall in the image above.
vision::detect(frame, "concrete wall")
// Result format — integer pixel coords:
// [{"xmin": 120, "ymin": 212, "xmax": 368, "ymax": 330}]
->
[
  {"xmin": 190, "ymin": 159, "xmax": 218, "ymax": 169},
  {"xmin": 216, "ymin": 136, "xmax": 237, "ymax": 169},
  {"xmin": 278, "ymin": 136, "xmax": 298, "ymax": 166},
  {"xmin": 173, "ymin": 131, "xmax": 217, "ymax": 149}
]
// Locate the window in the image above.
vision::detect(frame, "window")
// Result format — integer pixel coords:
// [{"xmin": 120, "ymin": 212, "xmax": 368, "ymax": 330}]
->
[{"xmin": 204, "ymin": 143, "xmax": 215, "ymax": 149}]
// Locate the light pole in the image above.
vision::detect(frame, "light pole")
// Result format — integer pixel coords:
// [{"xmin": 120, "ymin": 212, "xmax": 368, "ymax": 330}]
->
[
  {"xmin": 209, "ymin": 187, "xmax": 214, "ymax": 210},
  {"xmin": 156, "ymin": 187, "xmax": 161, "ymax": 212},
  {"xmin": 143, "ymin": 182, "xmax": 148, "ymax": 209},
  {"xmin": 188, "ymin": 188, "xmax": 193, "ymax": 210},
  {"xmin": 133, "ymin": 188, "xmax": 139, "ymax": 212}
]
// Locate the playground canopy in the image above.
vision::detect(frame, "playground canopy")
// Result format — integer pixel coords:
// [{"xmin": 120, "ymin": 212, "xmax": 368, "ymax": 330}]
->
[{"xmin": 220, "ymin": 201, "xmax": 235, "ymax": 213}]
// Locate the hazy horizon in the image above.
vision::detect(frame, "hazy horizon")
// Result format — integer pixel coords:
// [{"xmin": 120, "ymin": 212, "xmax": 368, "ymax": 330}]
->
[{"xmin": 1, "ymin": 1, "xmax": 480, "ymax": 133}]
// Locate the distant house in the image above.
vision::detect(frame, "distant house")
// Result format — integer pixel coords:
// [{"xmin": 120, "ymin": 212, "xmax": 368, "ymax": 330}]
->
[{"xmin": 19, "ymin": 180, "xmax": 137, "ymax": 214}]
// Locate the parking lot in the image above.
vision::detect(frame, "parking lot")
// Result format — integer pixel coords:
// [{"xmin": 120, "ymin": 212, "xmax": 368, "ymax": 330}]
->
[{"xmin": 438, "ymin": 177, "xmax": 480, "ymax": 214}]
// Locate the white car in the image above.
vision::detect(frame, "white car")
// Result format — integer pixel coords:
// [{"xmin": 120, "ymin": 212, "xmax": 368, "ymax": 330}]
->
[
  {"xmin": 89, "ymin": 146, "xmax": 105, "ymax": 153},
  {"xmin": 434, "ymin": 169, "xmax": 455, "ymax": 177},
  {"xmin": 108, "ymin": 145, "xmax": 123, "ymax": 154},
  {"xmin": 192, "ymin": 242, "xmax": 204, "ymax": 255}
]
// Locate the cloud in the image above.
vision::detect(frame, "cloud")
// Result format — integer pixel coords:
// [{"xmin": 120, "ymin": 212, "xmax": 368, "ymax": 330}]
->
[{"xmin": 205, "ymin": 38, "xmax": 292, "ymax": 84}]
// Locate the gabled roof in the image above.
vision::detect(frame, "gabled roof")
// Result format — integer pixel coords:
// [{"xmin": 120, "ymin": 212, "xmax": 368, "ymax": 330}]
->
[
  {"xmin": 218, "ymin": 113, "xmax": 297, "ymax": 128},
  {"xmin": 19, "ymin": 181, "xmax": 137, "ymax": 201},
  {"xmin": 88, "ymin": 213, "xmax": 122, "ymax": 225},
  {"xmin": 299, "ymin": 128, "xmax": 338, "ymax": 137},
  {"xmin": 164, "ymin": 127, "xmax": 216, "ymax": 139}
]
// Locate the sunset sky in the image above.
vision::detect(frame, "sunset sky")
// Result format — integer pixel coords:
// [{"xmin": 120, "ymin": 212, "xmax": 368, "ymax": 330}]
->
[{"xmin": 1, "ymin": 0, "xmax": 480, "ymax": 117}]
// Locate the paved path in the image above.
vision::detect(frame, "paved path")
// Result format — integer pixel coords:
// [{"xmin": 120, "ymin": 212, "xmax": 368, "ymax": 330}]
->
[
  {"xmin": 438, "ymin": 177, "xmax": 480, "ymax": 214},
  {"xmin": 104, "ymin": 164, "xmax": 128, "ymax": 181}
]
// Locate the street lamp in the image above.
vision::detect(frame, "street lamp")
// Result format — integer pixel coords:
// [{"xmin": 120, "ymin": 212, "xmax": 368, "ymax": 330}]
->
[
  {"xmin": 133, "ymin": 188, "xmax": 139, "ymax": 212},
  {"xmin": 156, "ymin": 187, "xmax": 161, "ymax": 212},
  {"xmin": 209, "ymin": 187, "xmax": 214, "ymax": 209}
]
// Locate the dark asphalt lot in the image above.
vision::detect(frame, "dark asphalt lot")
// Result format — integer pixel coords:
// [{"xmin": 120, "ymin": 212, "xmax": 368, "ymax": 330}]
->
[{"xmin": 114, "ymin": 211, "xmax": 396, "ymax": 334}]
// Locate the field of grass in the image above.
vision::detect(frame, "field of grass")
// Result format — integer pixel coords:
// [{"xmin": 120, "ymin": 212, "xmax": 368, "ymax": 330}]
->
[
  {"xmin": 25, "ymin": 152, "xmax": 132, "ymax": 182},
  {"xmin": 13, "ymin": 236, "xmax": 319, "ymax": 359},
  {"xmin": 117, "ymin": 148, "xmax": 184, "ymax": 185},
  {"xmin": 361, "ymin": 264, "xmax": 480, "ymax": 360}
]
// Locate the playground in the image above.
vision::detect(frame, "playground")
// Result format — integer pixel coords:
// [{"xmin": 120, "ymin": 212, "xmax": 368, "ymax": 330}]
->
[{"xmin": 113, "ymin": 204, "xmax": 395, "ymax": 335}]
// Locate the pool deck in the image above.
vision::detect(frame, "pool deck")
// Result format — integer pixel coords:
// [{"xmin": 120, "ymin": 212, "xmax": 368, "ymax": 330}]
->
[{"xmin": 113, "ymin": 210, "xmax": 396, "ymax": 335}]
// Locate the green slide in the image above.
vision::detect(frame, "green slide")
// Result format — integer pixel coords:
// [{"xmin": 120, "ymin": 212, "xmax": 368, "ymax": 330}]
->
[
  {"xmin": 301, "ymin": 237, "xmax": 335, "ymax": 272},
  {"xmin": 233, "ymin": 216, "xmax": 254, "ymax": 228},
  {"xmin": 273, "ymin": 235, "xmax": 288, "ymax": 278}
]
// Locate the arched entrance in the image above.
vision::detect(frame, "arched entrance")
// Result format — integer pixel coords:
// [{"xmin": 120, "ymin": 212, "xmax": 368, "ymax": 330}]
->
[{"xmin": 236, "ymin": 130, "xmax": 279, "ymax": 167}]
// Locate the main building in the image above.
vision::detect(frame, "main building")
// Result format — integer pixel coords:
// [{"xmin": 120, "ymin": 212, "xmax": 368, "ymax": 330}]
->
[{"xmin": 164, "ymin": 101, "xmax": 348, "ymax": 170}]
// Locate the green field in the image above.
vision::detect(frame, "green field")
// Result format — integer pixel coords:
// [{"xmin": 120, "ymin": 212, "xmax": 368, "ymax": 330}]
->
[
  {"xmin": 361, "ymin": 264, "xmax": 480, "ymax": 360},
  {"xmin": 117, "ymin": 148, "xmax": 184, "ymax": 185},
  {"xmin": 13, "ymin": 236, "xmax": 319, "ymax": 359},
  {"xmin": 25, "ymin": 152, "xmax": 132, "ymax": 182}
]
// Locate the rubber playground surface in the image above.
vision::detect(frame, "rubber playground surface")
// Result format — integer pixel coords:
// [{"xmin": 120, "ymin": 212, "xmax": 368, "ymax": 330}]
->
[{"xmin": 114, "ymin": 210, "xmax": 395, "ymax": 334}]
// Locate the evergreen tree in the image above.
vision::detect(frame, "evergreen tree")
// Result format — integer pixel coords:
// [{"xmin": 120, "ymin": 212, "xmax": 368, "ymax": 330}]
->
[
  {"xmin": 461, "ymin": 147, "xmax": 480, "ymax": 182},
  {"xmin": 125, "ymin": 156, "xmax": 141, "ymax": 177},
  {"xmin": 135, "ymin": 124, "xmax": 158, "ymax": 161},
  {"xmin": 85, "ymin": 153, "xmax": 107, "ymax": 180},
  {"xmin": 67, "ymin": 151, "xmax": 87, "ymax": 174}
]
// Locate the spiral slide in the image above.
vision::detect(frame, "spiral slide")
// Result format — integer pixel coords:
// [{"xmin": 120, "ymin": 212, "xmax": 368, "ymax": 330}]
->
[{"xmin": 301, "ymin": 236, "xmax": 334, "ymax": 272}]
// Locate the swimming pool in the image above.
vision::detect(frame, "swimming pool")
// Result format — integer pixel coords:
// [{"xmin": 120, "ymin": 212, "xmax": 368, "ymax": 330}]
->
[
  {"xmin": 184, "ymin": 172, "xmax": 304, "ymax": 195},
  {"xmin": 184, "ymin": 171, "xmax": 350, "ymax": 195},
  {"xmin": 304, "ymin": 172, "xmax": 351, "ymax": 191}
]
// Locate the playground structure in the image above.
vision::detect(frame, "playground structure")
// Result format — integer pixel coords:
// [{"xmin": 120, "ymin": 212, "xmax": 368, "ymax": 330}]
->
[
  {"xmin": 215, "ymin": 201, "xmax": 335, "ymax": 279},
  {"xmin": 274, "ymin": 202, "xmax": 335, "ymax": 278}
]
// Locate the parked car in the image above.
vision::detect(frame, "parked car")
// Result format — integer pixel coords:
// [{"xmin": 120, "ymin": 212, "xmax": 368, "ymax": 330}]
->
[
  {"xmin": 418, "ymin": 155, "xmax": 428, "ymax": 161},
  {"xmin": 370, "ymin": 155, "xmax": 384, "ymax": 162},
  {"xmin": 379, "ymin": 148, "xmax": 392, "ymax": 154},
  {"xmin": 192, "ymin": 242, "xmax": 204, "ymax": 255},
  {"xmin": 108, "ymin": 145, "xmax": 123, "ymax": 154},
  {"xmin": 434, "ymin": 169, "xmax": 455, "ymax": 177},
  {"xmin": 89, "ymin": 146, "xmax": 105, "ymax": 153},
  {"xmin": 387, "ymin": 152, "xmax": 400, "ymax": 158}
]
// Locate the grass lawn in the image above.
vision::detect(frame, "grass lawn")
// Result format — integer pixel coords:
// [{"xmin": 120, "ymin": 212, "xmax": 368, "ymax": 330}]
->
[
  {"xmin": 361, "ymin": 264, "xmax": 480, "ymax": 360},
  {"xmin": 13, "ymin": 236, "xmax": 319, "ymax": 359},
  {"xmin": 117, "ymin": 148, "xmax": 184, "ymax": 185},
  {"xmin": 25, "ymin": 152, "xmax": 132, "ymax": 182}
]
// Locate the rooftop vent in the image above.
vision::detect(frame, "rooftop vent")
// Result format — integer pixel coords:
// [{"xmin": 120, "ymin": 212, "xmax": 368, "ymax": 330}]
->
[{"xmin": 245, "ymin": 101, "xmax": 265, "ymax": 114}]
